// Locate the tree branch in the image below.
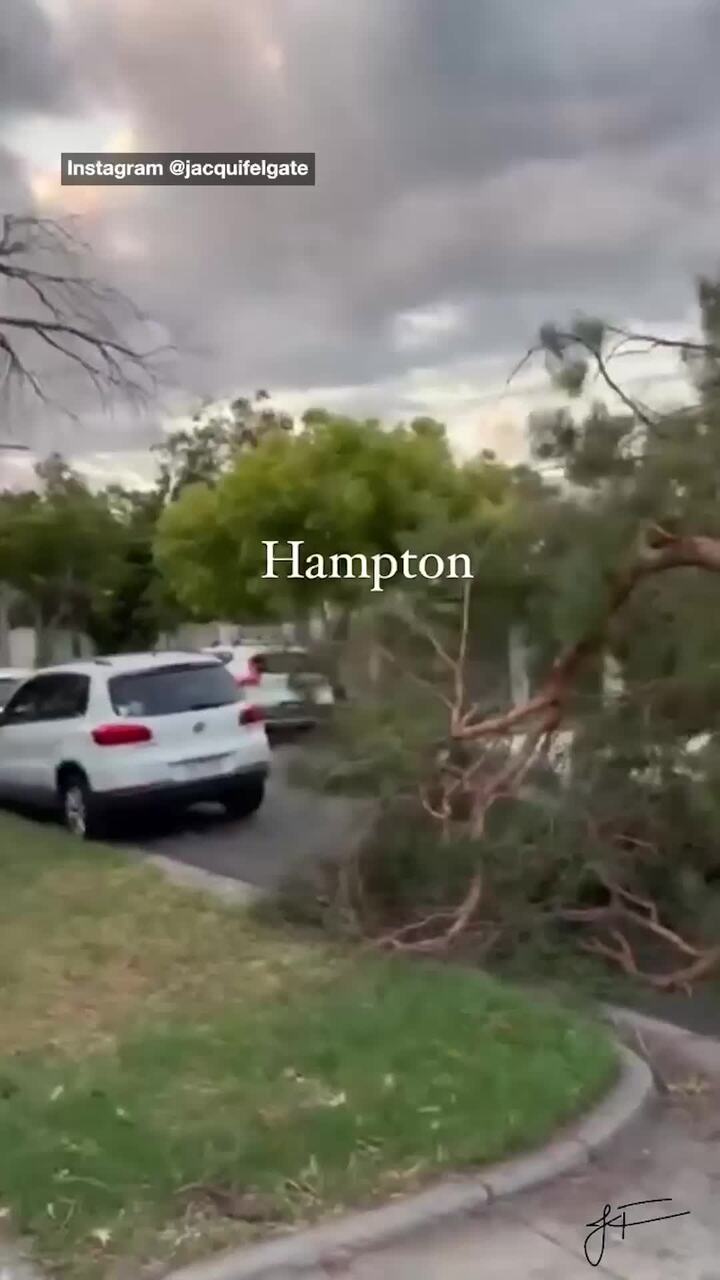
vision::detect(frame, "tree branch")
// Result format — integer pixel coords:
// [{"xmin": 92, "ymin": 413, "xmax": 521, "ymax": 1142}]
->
[
  {"xmin": 453, "ymin": 530, "xmax": 720, "ymax": 744},
  {"xmin": 0, "ymin": 213, "xmax": 168, "ymax": 413}
]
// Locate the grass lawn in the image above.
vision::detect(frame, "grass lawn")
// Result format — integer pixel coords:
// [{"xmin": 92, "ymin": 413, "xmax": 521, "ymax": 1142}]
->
[{"xmin": 0, "ymin": 812, "xmax": 617, "ymax": 1279}]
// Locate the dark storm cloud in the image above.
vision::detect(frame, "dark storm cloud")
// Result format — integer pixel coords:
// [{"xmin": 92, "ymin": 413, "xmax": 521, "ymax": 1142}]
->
[
  {"xmin": 9, "ymin": 0, "xmax": 720, "ymax": 413},
  {"xmin": 0, "ymin": 0, "xmax": 73, "ymax": 117}
]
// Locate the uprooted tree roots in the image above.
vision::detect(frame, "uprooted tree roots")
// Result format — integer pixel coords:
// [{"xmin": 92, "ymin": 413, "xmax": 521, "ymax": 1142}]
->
[
  {"xmin": 560, "ymin": 875, "xmax": 720, "ymax": 992},
  {"xmin": 365, "ymin": 868, "xmax": 720, "ymax": 993},
  {"xmin": 361, "ymin": 534, "xmax": 720, "ymax": 990}
]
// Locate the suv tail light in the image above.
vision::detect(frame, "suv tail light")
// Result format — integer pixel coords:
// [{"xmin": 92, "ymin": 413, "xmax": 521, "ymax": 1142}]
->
[
  {"xmin": 239, "ymin": 705, "xmax": 265, "ymax": 725},
  {"xmin": 92, "ymin": 723, "xmax": 153, "ymax": 746},
  {"xmin": 236, "ymin": 657, "xmax": 262, "ymax": 688}
]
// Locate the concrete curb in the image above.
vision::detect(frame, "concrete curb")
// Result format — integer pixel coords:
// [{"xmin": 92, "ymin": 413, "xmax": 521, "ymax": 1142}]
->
[
  {"xmin": 603, "ymin": 1003, "xmax": 720, "ymax": 1078},
  {"xmin": 163, "ymin": 1041, "xmax": 653, "ymax": 1280},
  {"xmin": 144, "ymin": 853, "xmax": 270, "ymax": 907}
]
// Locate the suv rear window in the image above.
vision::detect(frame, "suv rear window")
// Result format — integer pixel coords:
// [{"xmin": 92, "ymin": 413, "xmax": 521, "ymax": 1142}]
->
[
  {"xmin": 258, "ymin": 650, "xmax": 311, "ymax": 675},
  {"xmin": 109, "ymin": 662, "xmax": 239, "ymax": 717},
  {"xmin": 257, "ymin": 650, "xmax": 329, "ymax": 684}
]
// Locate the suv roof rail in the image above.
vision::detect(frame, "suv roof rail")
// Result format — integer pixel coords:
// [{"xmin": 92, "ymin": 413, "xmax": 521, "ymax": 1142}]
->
[{"xmin": 150, "ymin": 647, "xmax": 203, "ymax": 655}]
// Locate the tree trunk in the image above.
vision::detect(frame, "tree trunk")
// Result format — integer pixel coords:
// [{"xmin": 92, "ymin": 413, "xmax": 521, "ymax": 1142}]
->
[
  {"xmin": 454, "ymin": 528, "xmax": 720, "ymax": 745},
  {"xmin": 293, "ymin": 614, "xmax": 312, "ymax": 646},
  {"xmin": 508, "ymin": 624, "xmax": 530, "ymax": 705},
  {"xmin": 330, "ymin": 605, "xmax": 351, "ymax": 646},
  {"xmin": 33, "ymin": 604, "xmax": 47, "ymax": 667},
  {"xmin": 368, "ymin": 639, "xmax": 384, "ymax": 687},
  {"xmin": 34, "ymin": 604, "xmax": 63, "ymax": 667},
  {"xmin": 311, "ymin": 604, "xmax": 351, "ymax": 691}
]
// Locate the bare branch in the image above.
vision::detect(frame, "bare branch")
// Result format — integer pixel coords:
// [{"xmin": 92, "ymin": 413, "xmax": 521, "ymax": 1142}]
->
[
  {"xmin": 454, "ymin": 577, "xmax": 472, "ymax": 713},
  {"xmin": 0, "ymin": 332, "xmax": 45, "ymax": 402},
  {"xmin": 0, "ymin": 212, "xmax": 169, "ymax": 414},
  {"xmin": 583, "ymin": 339, "xmax": 656, "ymax": 426},
  {"xmin": 506, "ymin": 345, "xmax": 540, "ymax": 387},
  {"xmin": 376, "ymin": 644, "xmax": 455, "ymax": 711},
  {"xmin": 508, "ymin": 316, "xmax": 720, "ymax": 429},
  {"xmin": 390, "ymin": 599, "xmax": 458, "ymax": 673},
  {"xmin": 444, "ymin": 872, "xmax": 484, "ymax": 942},
  {"xmin": 605, "ymin": 324, "xmax": 720, "ymax": 362}
]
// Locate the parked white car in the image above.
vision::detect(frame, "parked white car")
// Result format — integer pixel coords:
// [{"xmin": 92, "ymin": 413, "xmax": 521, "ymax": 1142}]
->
[
  {"xmin": 0, "ymin": 668, "xmax": 32, "ymax": 712},
  {"xmin": 0, "ymin": 652, "xmax": 270, "ymax": 839},
  {"xmin": 202, "ymin": 642, "xmax": 337, "ymax": 729}
]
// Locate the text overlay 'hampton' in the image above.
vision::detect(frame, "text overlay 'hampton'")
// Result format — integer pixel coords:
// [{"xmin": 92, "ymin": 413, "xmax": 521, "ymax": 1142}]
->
[{"xmin": 263, "ymin": 541, "xmax": 473, "ymax": 593}]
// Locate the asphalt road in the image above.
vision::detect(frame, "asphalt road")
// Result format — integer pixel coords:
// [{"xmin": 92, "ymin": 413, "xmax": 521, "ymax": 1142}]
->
[{"xmin": 118, "ymin": 740, "xmax": 374, "ymax": 889}]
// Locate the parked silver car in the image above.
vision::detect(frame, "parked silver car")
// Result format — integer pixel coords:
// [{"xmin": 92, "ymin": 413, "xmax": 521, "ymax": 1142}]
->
[{"xmin": 202, "ymin": 643, "xmax": 339, "ymax": 729}]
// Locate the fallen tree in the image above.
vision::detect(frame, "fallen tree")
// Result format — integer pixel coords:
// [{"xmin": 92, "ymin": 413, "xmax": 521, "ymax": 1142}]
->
[
  {"xmin": 347, "ymin": 297, "xmax": 720, "ymax": 990},
  {"xmin": 393, "ymin": 548, "xmax": 720, "ymax": 990}
]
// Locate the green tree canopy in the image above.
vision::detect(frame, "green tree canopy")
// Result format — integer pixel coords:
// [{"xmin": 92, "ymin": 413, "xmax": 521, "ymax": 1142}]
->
[
  {"xmin": 153, "ymin": 391, "xmax": 293, "ymax": 503},
  {"xmin": 85, "ymin": 484, "xmax": 182, "ymax": 653},
  {"xmin": 154, "ymin": 413, "xmax": 514, "ymax": 621},
  {"xmin": 0, "ymin": 455, "xmax": 126, "ymax": 662}
]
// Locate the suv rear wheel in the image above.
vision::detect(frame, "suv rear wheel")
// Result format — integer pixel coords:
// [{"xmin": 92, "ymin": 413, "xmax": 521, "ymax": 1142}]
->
[
  {"xmin": 224, "ymin": 777, "xmax": 265, "ymax": 819},
  {"xmin": 59, "ymin": 771, "xmax": 104, "ymax": 841}
]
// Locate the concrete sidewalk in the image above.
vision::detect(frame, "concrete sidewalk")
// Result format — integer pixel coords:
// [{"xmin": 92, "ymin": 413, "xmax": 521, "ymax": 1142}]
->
[
  {"xmin": 345, "ymin": 1016, "xmax": 720, "ymax": 1280},
  {"xmin": 0, "ymin": 1243, "xmax": 43, "ymax": 1280}
]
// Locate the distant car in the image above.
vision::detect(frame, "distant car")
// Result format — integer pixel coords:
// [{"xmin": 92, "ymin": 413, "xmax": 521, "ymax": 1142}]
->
[
  {"xmin": 0, "ymin": 668, "xmax": 31, "ymax": 712},
  {"xmin": 0, "ymin": 652, "xmax": 270, "ymax": 839},
  {"xmin": 202, "ymin": 642, "xmax": 337, "ymax": 729}
]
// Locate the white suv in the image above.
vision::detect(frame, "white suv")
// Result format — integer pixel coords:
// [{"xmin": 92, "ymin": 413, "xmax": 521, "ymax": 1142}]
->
[{"xmin": 0, "ymin": 652, "xmax": 271, "ymax": 839}]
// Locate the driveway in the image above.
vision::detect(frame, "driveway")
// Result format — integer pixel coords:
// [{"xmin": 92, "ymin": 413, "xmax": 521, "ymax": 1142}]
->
[{"xmin": 119, "ymin": 740, "xmax": 374, "ymax": 890}]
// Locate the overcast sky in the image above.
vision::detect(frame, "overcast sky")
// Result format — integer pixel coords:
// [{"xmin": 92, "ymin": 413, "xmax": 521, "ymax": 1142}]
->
[{"xmin": 1, "ymin": 0, "xmax": 718, "ymax": 485}]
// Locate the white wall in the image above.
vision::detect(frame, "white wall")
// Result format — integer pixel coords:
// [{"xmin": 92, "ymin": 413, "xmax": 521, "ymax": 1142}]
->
[
  {"xmin": 7, "ymin": 628, "xmax": 94, "ymax": 669},
  {"xmin": 162, "ymin": 618, "xmax": 325, "ymax": 648},
  {"xmin": 2, "ymin": 617, "xmax": 324, "ymax": 670}
]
